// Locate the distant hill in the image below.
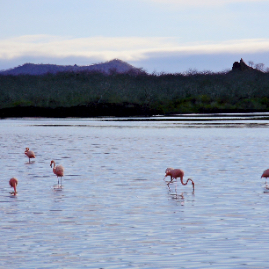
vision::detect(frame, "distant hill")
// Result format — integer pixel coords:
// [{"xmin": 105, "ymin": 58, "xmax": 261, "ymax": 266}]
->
[{"xmin": 0, "ymin": 59, "xmax": 145, "ymax": 76}]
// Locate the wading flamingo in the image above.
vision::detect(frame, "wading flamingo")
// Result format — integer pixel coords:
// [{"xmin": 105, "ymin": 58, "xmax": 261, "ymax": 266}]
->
[
  {"xmin": 9, "ymin": 177, "xmax": 18, "ymax": 195},
  {"xmin": 25, "ymin": 147, "xmax": 35, "ymax": 163},
  {"xmin": 164, "ymin": 168, "xmax": 195, "ymax": 191},
  {"xmin": 261, "ymin": 169, "xmax": 269, "ymax": 183},
  {"xmin": 50, "ymin": 160, "xmax": 64, "ymax": 187}
]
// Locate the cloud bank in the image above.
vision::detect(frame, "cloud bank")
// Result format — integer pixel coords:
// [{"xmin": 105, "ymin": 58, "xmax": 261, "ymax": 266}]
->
[{"xmin": 1, "ymin": 35, "xmax": 269, "ymax": 72}]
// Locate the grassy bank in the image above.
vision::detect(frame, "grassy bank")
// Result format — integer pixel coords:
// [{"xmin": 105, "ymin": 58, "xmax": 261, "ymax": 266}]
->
[{"xmin": 1, "ymin": 69, "xmax": 269, "ymax": 117}]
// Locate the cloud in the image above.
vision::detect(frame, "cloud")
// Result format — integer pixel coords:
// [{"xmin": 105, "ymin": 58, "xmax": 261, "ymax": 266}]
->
[
  {"xmin": 1, "ymin": 35, "xmax": 269, "ymax": 60},
  {"xmin": 1, "ymin": 35, "xmax": 269, "ymax": 72},
  {"xmin": 0, "ymin": 35, "xmax": 175, "ymax": 61}
]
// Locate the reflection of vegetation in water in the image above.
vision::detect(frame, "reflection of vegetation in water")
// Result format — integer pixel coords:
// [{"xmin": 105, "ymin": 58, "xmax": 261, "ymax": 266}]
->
[{"xmin": 0, "ymin": 69, "xmax": 269, "ymax": 116}]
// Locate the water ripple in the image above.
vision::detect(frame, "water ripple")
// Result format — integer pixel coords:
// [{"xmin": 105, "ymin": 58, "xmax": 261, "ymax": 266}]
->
[{"xmin": 1, "ymin": 117, "xmax": 269, "ymax": 268}]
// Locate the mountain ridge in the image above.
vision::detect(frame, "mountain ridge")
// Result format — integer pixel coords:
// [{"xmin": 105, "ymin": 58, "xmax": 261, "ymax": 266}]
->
[
  {"xmin": 0, "ymin": 59, "xmax": 144, "ymax": 76},
  {"xmin": 0, "ymin": 58, "xmax": 263, "ymax": 76}
]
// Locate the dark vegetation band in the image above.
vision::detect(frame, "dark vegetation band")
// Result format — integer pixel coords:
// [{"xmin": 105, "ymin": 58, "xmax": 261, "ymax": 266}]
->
[{"xmin": 1, "ymin": 68, "xmax": 269, "ymax": 117}]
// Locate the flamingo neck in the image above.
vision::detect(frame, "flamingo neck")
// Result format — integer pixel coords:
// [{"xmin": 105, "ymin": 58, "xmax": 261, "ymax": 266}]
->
[
  {"xmin": 180, "ymin": 178, "xmax": 195, "ymax": 189},
  {"xmin": 180, "ymin": 176, "xmax": 188, "ymax": 185},
  {"xmin": 50, "ymin": 161, "xmax": 56, "ymax": 170}
]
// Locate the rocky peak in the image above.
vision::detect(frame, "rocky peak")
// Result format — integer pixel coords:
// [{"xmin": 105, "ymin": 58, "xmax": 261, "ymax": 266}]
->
[{"xmin": 232, "ymin": 58, "xmax": 253, "ymax": 71}]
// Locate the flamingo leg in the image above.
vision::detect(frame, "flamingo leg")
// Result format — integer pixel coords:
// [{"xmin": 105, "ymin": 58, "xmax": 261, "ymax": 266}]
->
[
  {"xmin": 167, "ymin": 180, "xmax": 172, "ymax": 191},
  {"xmin": 167, "ymin": 180, "xmax": 173, "ymax": 188}
]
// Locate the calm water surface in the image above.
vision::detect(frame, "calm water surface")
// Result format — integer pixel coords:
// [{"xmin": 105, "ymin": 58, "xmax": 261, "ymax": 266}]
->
[{"xmin": 1, "ymin": 117, "xmax": 269, "ymax": 268}]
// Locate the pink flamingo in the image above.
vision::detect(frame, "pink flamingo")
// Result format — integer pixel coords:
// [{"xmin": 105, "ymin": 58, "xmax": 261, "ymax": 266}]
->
[
  {"xmin": 261, "ymin": 169, "xmax": 269, "ymax": 187},
  {"xmin": 261, "ymin": 169, "xmax": 269, "ymax": 180},
  {"xmin": 25, "ymin": 147, "xmax": 35, "ymax": 163},
  {"xmin": 50, "ymin": 160, "xmax": 64, "ymax": 187},
  {"xmin": 9, "ymin": 177, "xmax": 18, "ymax": 195},
  {"xmin": 164, "ymin": 168, "xmax": 195, "ymax": 191}
]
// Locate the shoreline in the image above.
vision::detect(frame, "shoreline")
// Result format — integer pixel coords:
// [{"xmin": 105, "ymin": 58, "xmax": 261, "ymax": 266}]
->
[{"xmin": 1, "ymin": 105, "xmax": 269, "ymax": 120}]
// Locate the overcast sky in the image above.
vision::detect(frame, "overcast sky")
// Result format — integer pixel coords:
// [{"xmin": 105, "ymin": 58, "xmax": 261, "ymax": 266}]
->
[{"xmin": 1, "ymin": 0, "xmax": 269, "ymax": 73}]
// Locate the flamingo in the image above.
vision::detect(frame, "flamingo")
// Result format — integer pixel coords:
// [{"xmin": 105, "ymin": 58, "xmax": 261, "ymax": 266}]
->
[
  {"xmin": 9, "ymin": 177, "xmax": 18, "ymax": 195},
  {"xmin": 261, "ymin": 169, "xmax": 269, "ymax": 180},
  {"xmin": 261, "ymin": 169, "xmax": 269, "ymax": 186},
  {"xmin": 50, "ymin": 160, "xmax": 64, "ymax": 187},
  {"xmin": 25, "ymin": 147, "xmax": 35, "ymax": 163},
  {"xmin": 164, "ymin": 168, "xmax": 195, "ymax": 191}
]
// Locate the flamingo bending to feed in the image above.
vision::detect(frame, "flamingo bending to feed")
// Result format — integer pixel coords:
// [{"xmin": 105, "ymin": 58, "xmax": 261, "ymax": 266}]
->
[
  {"xmin": 9, "ymin": 177, "xmax": 18, "ymax": 195},
  {"xmin": 164, "ymin": 168, "xmax": 195, "ymax": 191},
  {"xmin": 25, "ymin": 147, "xmax": 35, "ymax": 163},
  {"xmin": 50, "ymin": 160, "xmax": 64, "ymax": 187},
  {"xmin": 261, "ymin": 169, "xmax": 269, "ymax": 189},
  {"xmin": 261, "ymin": 169, "xmax": 269, "ymax": 181}
]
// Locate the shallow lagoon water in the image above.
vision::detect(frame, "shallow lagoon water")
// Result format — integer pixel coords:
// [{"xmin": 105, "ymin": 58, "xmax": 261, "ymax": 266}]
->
[{"xmin": 1, "ymin": 117, "xmax": 269, "ymax": 268}]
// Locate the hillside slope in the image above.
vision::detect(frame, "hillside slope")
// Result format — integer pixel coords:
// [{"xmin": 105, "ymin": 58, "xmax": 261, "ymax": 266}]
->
[{"xmin": 0, "ymin": 59, "xmax": 144, "ymax": 75}]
